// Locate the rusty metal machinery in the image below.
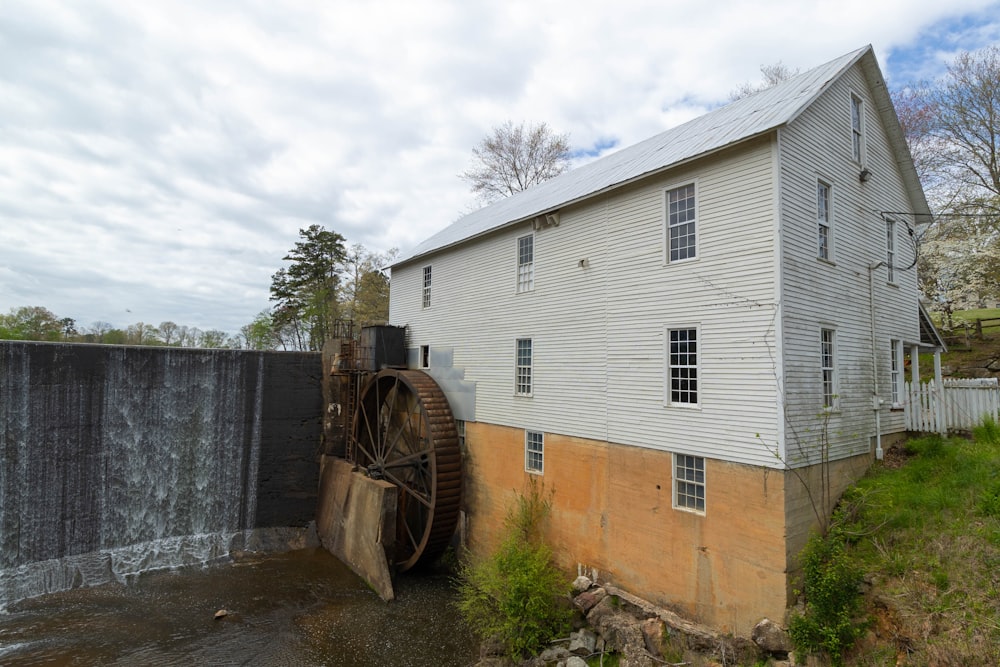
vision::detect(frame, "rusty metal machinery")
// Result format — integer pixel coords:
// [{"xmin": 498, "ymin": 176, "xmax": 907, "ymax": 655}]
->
[{"xmin": 351, "ymin": 368, "xmax": 462, "ymax": 571}]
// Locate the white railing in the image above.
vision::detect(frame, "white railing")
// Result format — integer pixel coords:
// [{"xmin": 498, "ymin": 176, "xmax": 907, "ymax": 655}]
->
[{"xmin": 905, "ymin": 378, "xmax": 1000, "ymax": 433}]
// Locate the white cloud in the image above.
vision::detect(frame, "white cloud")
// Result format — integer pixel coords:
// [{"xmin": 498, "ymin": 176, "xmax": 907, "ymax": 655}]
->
[{"xmin": 1, "ymin": 0, "xmax": 998, "ymax": 333}]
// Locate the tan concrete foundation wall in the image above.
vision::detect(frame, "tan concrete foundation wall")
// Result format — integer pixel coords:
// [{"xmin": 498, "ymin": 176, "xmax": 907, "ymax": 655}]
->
[{"xmin": 462, "ymin": 422, "xmax": 790, "ymax": 635}]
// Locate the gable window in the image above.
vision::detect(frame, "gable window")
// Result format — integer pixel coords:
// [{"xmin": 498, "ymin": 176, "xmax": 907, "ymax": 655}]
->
[
  {"xmin": 515, "ymin": 338, "xmax": 533, "ymax": 396},
  {"xmin": 667, "ymin": 327, "xmax": 698, "ymax": 406},
  {"xmin": 666, "ymin": 183, "xmax": 697, "ymax": 262},
  {"xmin": 517, "ymin": 234, "xmax": 534, "ymax": 293},
  {"xmin": 525, "ymin": 430, "xmax": 544, "ymax": 473},
  {"xmin": 674, "ymin": 454, "xmax": 705, "ymax": 512},
  {"xmin": 422, "ymin": 266, "xmax": 432, "ymax": 308},
  {"xmin": 817, "ymin": 180, "xmax": 832, "ymax": 260},
  {"xmin": 821, "ymin": 328, "xmax": 837, "ymax": 409},
  {"xmin": 885, "ymin": 219, "xmax": 896, "ymax": 283},
  {"xmin": 851, "ymin": 94, "xmax": 865, "ymax": 163}
]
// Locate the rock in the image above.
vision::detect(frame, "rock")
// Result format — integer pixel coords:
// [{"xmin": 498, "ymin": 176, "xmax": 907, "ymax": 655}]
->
[
  {"xmin": 213, "ymin": 609, "xmax": 228, "ymax": 619},
  {"xmin": 565, "ymin": 658, "xmax": 588, "ymax": 667},
  {"xmin": 572, "ymin": 575, "xmax": 593, "ymax": 593},
  {"xmin": 540, "ymin": 646, "xmax": 570, "ymax": 662},
  {"xmin": 568, "ymin": 629, "xmax": 597, "ymax": 656},
  {"xmin": 640, "ymin": 617, "xmax": 665, "ymax": 657},
  {"xmin": 479, "ymin": 635, "xmax": 506, "ymax": 658},
  {"xmin": 574, "ymin": 586, "xmax": 607, "ymax": 615},
  {"xmin": 752, "ymin": 617, "xmax": 791, "ymax": 654},
  {"xmin": 591, "ymin": 611, "xmax": 652, "ymax": 666}
]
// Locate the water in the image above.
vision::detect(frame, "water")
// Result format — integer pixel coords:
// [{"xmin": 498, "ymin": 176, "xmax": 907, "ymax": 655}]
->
[{"xmin": 0, "ymin": 548, "xmax": 479, "ymax": 666}]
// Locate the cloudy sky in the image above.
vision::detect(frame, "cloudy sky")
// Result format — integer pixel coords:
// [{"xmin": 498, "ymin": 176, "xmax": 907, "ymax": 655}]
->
[{"xmin": 2, "ymin": 1, "xmax": 999, "ymax": 335}]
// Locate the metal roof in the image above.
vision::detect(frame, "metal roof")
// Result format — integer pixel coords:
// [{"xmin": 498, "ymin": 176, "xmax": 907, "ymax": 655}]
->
[{"xmin": 396, "ymin": 45, "xmax": 876, "ymax": 266}]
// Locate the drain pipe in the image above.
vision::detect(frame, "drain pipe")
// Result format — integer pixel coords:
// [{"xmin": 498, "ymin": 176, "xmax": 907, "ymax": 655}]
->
[{"xmin": 868, "ymin": 262, "xmax": 884, "ymax": 460}]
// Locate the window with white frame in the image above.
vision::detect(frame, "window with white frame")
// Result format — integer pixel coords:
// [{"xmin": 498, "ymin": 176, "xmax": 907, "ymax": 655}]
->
[
  {"xmin": 821, "ymin": 328, "xmax": 837, "ymax": 409},
  {"xmin": 666, "ymin": 183, "xmax": 697, "ymax": 262},
  {"xmin": 817, "ymin": 180, "xmax": 832, "ymax": 260},
  {"xmin": 456, "ymin": 420, "xmax": 466, "ymax": 452},
  {"xmin": 667, "ymin": 328, "xmax": 698, "ymax": 406},
  {"xmin": 422, "ymin": 266, "xmax": 432, "ymax": 308},
  {"xmin": 674, "ymin": 454, "xmax": 705, "ymax": 512},
  {"xmin": 885, "ymin": 219, "xmax": 896, "ymax": 283},
  {"xmin": 525, "ymin": 430, "xmax": 544, "ymax": 473},
  {"xmin": 515, "ymin": 338, "xmax": 532, "ymax": 396},
  {"xmin": 890, "ymin": 339, "xmax": 902, "ymax": 405},
  {"xmin": 517, "ymin": 234, "xmax": 534, "ymax": 293},
  {"xmin": 851, "ymin": 94, "xmax": 865, "ymax": 163}
]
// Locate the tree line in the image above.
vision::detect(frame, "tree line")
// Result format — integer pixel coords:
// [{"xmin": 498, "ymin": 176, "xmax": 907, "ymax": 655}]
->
[
  {"xmin": 0, "ymin": 229, "xmax": 394, "ymax": 352},
  {"xmin": 0, "ymin": 305, "xmax": 239, "ymax": 348}
]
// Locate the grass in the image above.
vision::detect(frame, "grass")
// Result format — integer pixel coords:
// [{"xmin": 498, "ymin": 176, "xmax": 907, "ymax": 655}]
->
[
  {"xmin": 818, "ymin": 423, "xmax": 1000, "ymax": 665},
  {"xmin": 917, "ymin": 307, "xmax": 1000, "ymax": 381}
]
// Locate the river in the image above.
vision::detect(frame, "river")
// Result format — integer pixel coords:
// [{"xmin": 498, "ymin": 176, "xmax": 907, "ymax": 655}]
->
[{"xmin": 0, "ymin": 548, "xmax": 479, "ymax": 666}]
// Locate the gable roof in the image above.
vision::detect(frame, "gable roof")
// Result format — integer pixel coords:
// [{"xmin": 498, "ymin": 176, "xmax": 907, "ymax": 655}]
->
[{"xmin": 396, "ymin": 44, "xmax": 927, "ymax": 266}]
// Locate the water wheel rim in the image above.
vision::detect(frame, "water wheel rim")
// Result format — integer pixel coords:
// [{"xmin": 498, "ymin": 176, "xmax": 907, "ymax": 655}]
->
[{"xmin": 353, "ymin": 369, "xmax": 461, "ymax": 571}]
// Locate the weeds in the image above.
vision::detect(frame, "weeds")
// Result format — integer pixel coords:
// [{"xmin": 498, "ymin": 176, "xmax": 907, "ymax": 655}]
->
[{"xmin": 455, "ymin": 479, "xmax": 572, "ymax": 659}]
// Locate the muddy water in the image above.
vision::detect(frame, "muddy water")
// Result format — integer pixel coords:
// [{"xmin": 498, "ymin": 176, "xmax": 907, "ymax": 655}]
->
[{"xmin": 0, "ymin": 548, "xmax": 478, "ymax": 666}]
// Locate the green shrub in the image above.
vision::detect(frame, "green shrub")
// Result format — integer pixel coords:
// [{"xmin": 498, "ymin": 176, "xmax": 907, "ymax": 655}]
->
[
  {"xmin": 788, "ymin": 529, "xmax": 867, "ymax": 666},
  {"xmin": 455, "ymin": 480, "xmax": 572, "ymax": 659}
]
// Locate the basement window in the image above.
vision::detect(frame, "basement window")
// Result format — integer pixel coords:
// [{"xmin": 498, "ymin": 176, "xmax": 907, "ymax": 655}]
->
[
  {"xmin": 525, "ymin": 430, "xmax": 544, "ymax": 474},
  {"xmin": 674, "ymin": 454, "xmax": 705, "ymax": 513}
]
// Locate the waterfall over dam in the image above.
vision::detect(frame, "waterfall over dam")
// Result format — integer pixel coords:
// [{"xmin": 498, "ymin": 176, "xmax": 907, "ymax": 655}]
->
[{"xmin": 0, "ymin": 342, "xmax": 322, "ymax": 608}]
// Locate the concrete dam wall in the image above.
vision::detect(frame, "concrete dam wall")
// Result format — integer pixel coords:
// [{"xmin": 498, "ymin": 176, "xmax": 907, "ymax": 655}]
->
[{"xmin": 0, "ymin": 341, "xmax": 322, "ymax": 607}]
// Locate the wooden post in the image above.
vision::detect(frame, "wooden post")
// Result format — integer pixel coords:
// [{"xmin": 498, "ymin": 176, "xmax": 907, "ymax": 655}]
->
[{"xmin": 934, "ymin": 351, "xmax": 946, "ymax": 436}]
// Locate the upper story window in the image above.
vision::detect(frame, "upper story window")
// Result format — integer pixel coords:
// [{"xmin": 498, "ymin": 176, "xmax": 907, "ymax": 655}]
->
[
  {"xmin": 666, "ymin": 183, "xmax": 697, "ymax": 262},
  {"xmin": 422, "ymin": 266, "xmax": 432, "ymax": 308},
  {"xmin": 515, "ymin": 338, "xmax": 532, "ymax": 396},
  {"xmin": 667, "ymin": 327, "xmax": 698, "ymax": 406},
  {"xmin": 885, "ymin": 219, "xmax": 896, "ymax": 283},
  {"xmin": 525, "ymin": 430, "xmax": 544, "ymax": 474},
  {"xmin": 821, "ymin": 328, "xmax": 837, "ymax": 409},
  {"xmin": 817, "ymin": 180, "xmax": 832, "ymax": 260},
  {"xmin": 517, "ymin": 234, "xmax": 534, "ymax": 293},
  {"xmin": 851, "ymin": 94, "xmax": 865, "ymax": 163}
]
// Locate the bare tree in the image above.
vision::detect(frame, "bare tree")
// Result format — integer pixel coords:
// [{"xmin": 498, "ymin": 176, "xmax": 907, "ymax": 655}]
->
[
  {"xmin": 730, "ymin": 62, "xmax": 799, "ymax": 101},
  {"xmin": 461, "ymin": 120, "xmax": 571, "ymax": 204},
  {"xmin": 929, "ymin": 46, "xmax": 1000, "ymax": 220}
]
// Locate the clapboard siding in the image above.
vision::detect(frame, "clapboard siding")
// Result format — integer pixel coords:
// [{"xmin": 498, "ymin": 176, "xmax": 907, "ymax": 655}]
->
[
  {"xmin": 390, "ymin": 56, "xmax": 925, "ymax": 472},
  {"xmin": 777, "ymin": 63, "xmax": 921, "ymax": 464},
  {"xmin": 392, "ymin": 136, "xmax": 784, "ymax": 468}
]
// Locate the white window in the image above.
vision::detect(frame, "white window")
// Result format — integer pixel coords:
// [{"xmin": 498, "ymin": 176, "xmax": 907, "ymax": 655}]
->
[
  {"xmin": 889, "ymin": 340, "xmax": 903, "ymax": 406},
  {"xmin": 525, "ymin": 430, "xmax": 544, "ymax": 473},
  {"xmin": 666, "ymin": 183, "xmax": 697, "ymax": 262},
  {"xmin": 821, "ymin": 328, "xmax": 837, "ymax": 409},
  {"xmin": 456, "ymin": 420, "xmax": 466, "ymax": 452},
  {"xmin": 851, "ymin": 94, "xmax": 865, "ymax": 163},
  {"xmin": 674, "ymin": 454, "xmax": 705, "ymax": 512},
  {"xmin": 515, "ymin": 338, "xmax": 532, "ymax": 396},
  {"xmin": 420, "ymin": 345, "xmax": 430, "ymax": 368},
  {"xmin": 517, "ymin": 234, "xmax": 534, "ymax": 293},
  {"xmin": 422, "ymin": 266, "xmax": 432, "ymax": 308},
  {"xmin": 817, "ymin": 180, "xmax": 831, "ymax": 260},
  {"xmin": 885, "ymin": 219, "xmax": 896, "ymax": 283},
  {"xmin": 667, "ymin": 328, "xmax": 698, "ymax": 406}
]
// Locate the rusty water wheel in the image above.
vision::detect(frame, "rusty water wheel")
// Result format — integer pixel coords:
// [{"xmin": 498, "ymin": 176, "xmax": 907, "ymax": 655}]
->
[{"xmin": 353, "ymin": 369, "xmax": 462, "ymax": 572}]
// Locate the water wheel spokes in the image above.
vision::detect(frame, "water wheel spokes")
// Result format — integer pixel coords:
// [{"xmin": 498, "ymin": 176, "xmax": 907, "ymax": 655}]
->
[{"xmin": 353, "ymin": 369, "xmax": 462, "ymax": 571}]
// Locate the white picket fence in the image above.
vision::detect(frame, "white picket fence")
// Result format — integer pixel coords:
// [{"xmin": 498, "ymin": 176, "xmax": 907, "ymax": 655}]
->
[{"xmin": 905, "ymin": 378, "xmax": 1000, "ymax": 433}]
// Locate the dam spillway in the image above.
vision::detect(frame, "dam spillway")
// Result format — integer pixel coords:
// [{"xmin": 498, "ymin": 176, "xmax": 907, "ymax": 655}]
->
[{"xmin": 0, "ymin": 342, "xmax": 322, "ymax": 608}]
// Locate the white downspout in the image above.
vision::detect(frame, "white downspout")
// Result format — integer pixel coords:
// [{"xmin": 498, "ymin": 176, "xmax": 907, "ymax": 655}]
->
[{"xmin": 868, "ymin": 263, "xmax": 883, "ymax": 460}]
